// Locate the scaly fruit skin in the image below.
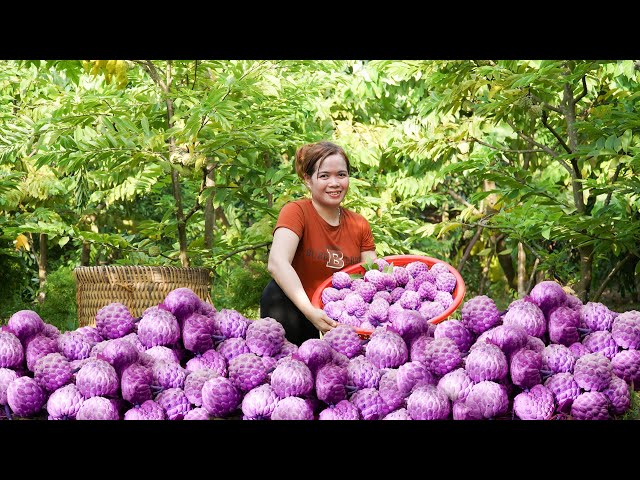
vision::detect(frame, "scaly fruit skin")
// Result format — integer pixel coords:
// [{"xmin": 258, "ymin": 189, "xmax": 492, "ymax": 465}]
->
[
  {"xmin": 322, "ymin": 324, "xmax": 362, "ymax": 359},
  {"xmin": 464, "ymin": 380, "xmax": 509, "ymax": 419},
  {"xmin": 184, "ymin": 408, "xmax": 210, "ymax": 420},
  {"xmin": 424, "ymin": 337, "xmax": 463, "ymax": 376},
  {"xmin": 502, "ymin": 301, "xmax": 547, "ymax": 338},
  {"xmin": 383, "ymin": 408, "xmax": 412, "ymax": 420},
  {"xmin": 95, "ymin": 303, "xmax": 135, "ymax": 340},
  {"xmin": 331, "ymin": 271, "xmax": 352, "ymax": 290},
  {"xmin": 0, "ymin": 331, "xmax": 25, "ymax": 368},
  {"xmin": 542, "ymin": 344, "xmax": 576, "ymax": 375},
  {"xmin": 544, "ymin": 372, "xmax": 581, "ymax": 413},
  {"xmin": 510, "ymin": 349, "xmax": 543, "ymax": 389},
  {"xmin": 201, "ymin": 376, "xmax": 241, "ymax": 418},
  {"xmin": 581, "ymin": 302, "xmax": 617, "ymax": 332},
  {"xmin": 98, "ymin": 338, "xmax": 139, "ymax": 375},
  {"xmin": 582, "ymin": 331, "xmax": 619, "ymax": 360},
  {"xmin": 419, "ymin": 301, "xmax": 445, "ymax": 321},
  {"xmin": 611, "ymin": 349, "xmax": 640, "ymax": 388},
  {"xmin": 318, "ymin": 399, "xmax": 360, "ymax": 420},
  {"xmin": 396, "ymin": 360, "xmax": 436, "ymax": 396},
  {"xmin": 0, "ymin": 368, "xmax": 19, "ymax": 405},
  {"xmin": 7, "ymin": 376, "xmax": 46, "ymax": 417},
  {"xmin": 484, "ymin": 325, "xmax": 529, "ymax": 357},
  {"xmin": 227, "ymin": 353, "xmax": 268, "ymax": 393},
  {"xmin": 76, "ymin": 396, "xmax": 120, "ymax": 420},
  {"xmin": 611, "ymin": 310, "xmax": 640, "ymax": 349},
  {"xmin": 216, "ymin": 337, "xmax": 251, "ymax": 362},
  {"xmin": 182, "ymin": 313, "xmax": 216, "ymax": 354},
  {"xmin": 124, "ymin": 399, "xmax": 166, "ymax": 420},
  {"xmin": 529, "ymin": 281, "xmax": 567, "ymax": 315},
  {"xmin": 315, "ymin": 363, "xmax": 348, "ymax": 405},
  {"xmin": 513, "ymin": 384, "xmax": 556, "ymax": 420},
  {"xmin": 245, "ymin": 317, "xmax": 286, "ymax": 357},
  {"xmin": 296, "ymin": 339, "xmax": 333, "ymax": 374},
  {"xmin": 33, "ymin": 352, "xmax": 73, "ymax": 393},
  {"xmin": 570, "ymin": 391, "xmax": 610, "ymax": 420},
  {"xmin": 25, "ymin": 334, "xmax": 59, "ymax": 372},
  {"xmin": 406, "ymin": 385, "xmax": 451, "ymax": 420},
  {"xmin": 241, "ymin": 384, "xmax": 279, "ymax": 420},
  {"xmin": 465, "ymin": 342, "xmax": 508, "ymax": 383},
  {"xmin": 321, "ymin": 287, "xmax": 343, "ymax": 305},
  {"xmin": 155, "ymin": 387, "xmax": 191, "ymax": 420},
  {"xmin": 152, "ymin": 360, "xmax": 187, "ymax": 390},
  {"xmin": 46, "ymin": 384, "xmax": 84, "ymax": 420},
  {"xmin": 7, "ymin": 310, "xmax": 45, "ymax": 343},
  {"xmin": 271, "ymin": 396, "xmax": 314, "ymax": 420},
  {"xmin": 603, "ymin": 374, "xmax": 631, "ymax": 415},
  {"xmin": 163, "ymin": 287, "xmax": 201, "ymax": 322},
  {"xmin": 347, "ymin": 355, "xmax": 382, "ymax": 391},
  {"xmin": 437, "ymin": 368, "xmax": 473, "ymax": 403},
  {"xmin": 548, "ymin": 306, "xmax": 581, "ymax": 346},
  {"xmin": 434, "ymin": 272, "xmax": 457, "ymax": 293},
  {"xmin": 365, "ymin": 330, "xmax": 409, "ymax": 369},
  {"xmin": 121, "ymin": 363, "xmax": 153, "ymax": 405},
  {"xmin": 350, "ymin": 387, "xmax": 386, "ymax": 420},
  {"xmin": 184, "ymin": 368, "xmax": 219, "ymax": 407},
  {"xmin": 75, "ymin": 359, "xmax": 119, "ymax": 399},
  {"xmin": 573, "ymin": 353, "xmax": 613, "ymax": 392},
  {"xmin": 568, "ymin": 342, "xmax": 590, "ymax": 358},
  {"xmin": 461, "ymin": 295, "xmax": 501, "ymax": 335},
  {"xmin": 137, "ymin": 309, "xmax": 180, "ymax": 348},
  {"xmin": 270, "ymin": 358, "xmax": 313, "ymax": 399}
]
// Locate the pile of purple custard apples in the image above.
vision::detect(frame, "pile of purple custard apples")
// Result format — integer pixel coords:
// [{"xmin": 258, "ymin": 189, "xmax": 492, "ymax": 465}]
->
[{"xmin": 0, "ymin": 258, "xmax": 637, "ymax": 420}]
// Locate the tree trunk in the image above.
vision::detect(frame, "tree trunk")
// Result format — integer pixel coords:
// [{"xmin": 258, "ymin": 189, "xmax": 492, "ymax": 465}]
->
[
  {"xmin": 496, "ymin": 236, "xmax": 516, "ymax": 289},
  {"xmin": 517, "ymin": 242, "xmax": 527, "ymax": 297},
  {"xmin": 577, "ymin": 244, "xmax": 594, "ymax": 302},
  {"xmin": 81, "ymin": 241, "xmax": 91, "ymax": 266},
  {"xmin": 37, "ymin": 233, "xmax": 47, "ymax": 303}
]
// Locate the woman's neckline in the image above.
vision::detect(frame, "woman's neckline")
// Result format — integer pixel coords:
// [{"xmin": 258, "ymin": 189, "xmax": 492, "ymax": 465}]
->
[{"xmin": 309, "ymin": 199, "xmax": 341, "ymax": 227}]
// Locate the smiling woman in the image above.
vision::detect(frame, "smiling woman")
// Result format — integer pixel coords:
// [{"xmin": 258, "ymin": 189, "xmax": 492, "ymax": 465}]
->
[{"xmin": 260, "ymin": 141, "xmax": 377, "ymax": 345}]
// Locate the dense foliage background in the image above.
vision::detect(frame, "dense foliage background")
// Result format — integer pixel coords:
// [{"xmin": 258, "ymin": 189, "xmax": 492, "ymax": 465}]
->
[{"xmin": 1, "ymin": 60, "xmax": 638, "ymax": 331}]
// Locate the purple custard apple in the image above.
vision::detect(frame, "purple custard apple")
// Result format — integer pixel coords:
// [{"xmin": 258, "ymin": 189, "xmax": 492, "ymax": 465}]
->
[
  {"xmin": 41, "ymin": 323, "xmax": 61, "ymax": 340},
  {"xmin": 461, "ymin": 295, "xmax": 501, "ymax": 335},
  {"xmin": 433, "ymin": 320, "xmax": 474, "ymax": 354},
  {"xmin": 502, "ymin": 301, "xmax": 547, "ymax": 338},
  {"xmin": 367, "ymin": 298, "xmax": 390, "ymax": 325},
  {"xmin": 374, "ymin": 258, "xmax": 390, "ymax": 271},
  {"xmin": 0, "ymin": 331, "xmax": 25, "ymax": 369},
  {"xmin": 75, "ymin": 358, "xmax": 119, "ymax": 399},
  {"xmin": 144, "ymin": 345, "xmax": 180, "ymax": 364},
  {"xmin": 570, "ymin": 391, "xmax": 610, "ymax": 420},
  {"xmin": 417, "ymin": 281, "xmax": 438, "ymax": 302},
  {"xmin": 185, "ymin": 348, "xmax": 227, "ymax": 377},
  {"xmin": 155, "ymin": 387, "xmax": 191, "ymax": 420},
  {"xmin": 437, "ymin": 368, "xmax": 474, "ymax": 403},
  {"xmin": 434, "ymin": 291, "xmax": 454, "ymax": 310},
  {"xmin": 390, "ymin": 287, "xmax": 406, "ymax": 304},
  {"xmin": 137, "ymin": 308, "xmax": 180, "ymax": 348},
  {"xmin": 271, "ymin": 396, "xmax": 314, "ymax": 420},
  {"xmin": 270, "ymin": 358, "xmax": 313, "ymax": 399},
  {"xmin": 124, "ymin": 399, "xmax": 166, "ymax": 420},
  {"xmin": 0, "ymin": 368, "xmax": 19, "ymax": 406},
  {"xmin": 423, "ymin": 337, "xmax": 462, "ymax": 376},
  {"xmin": 343, "ymin": 293, "xmax": 367, "ymax": 317},
  {"xmin": 406, "ymin": 261, "xmax": 429, "ymax": 278},
  {"xmin": 274, "ymin": 340, "xmax": 298, "ymax": 361},
  {"xmin": 75, "ymin": 326, "xmax": 104, "ymax": 346},
  {"xmin": 121, "ymin": 362, "xmax": 153, "ymax": 405},
  {"xmin": 349, "ymin": 387, "xmax": 386, "ymax": 420},
  {"xmin": 509, "ymin": 348, "xmax": 543, "ymax": 389},
  {"xmin": 321, "ymin": 287, "xmax": 344, "ymax": 305},
  {"xmin": 602, "ymin": 374, "xmax": 631, "ymax": 415},
  {"xmin": 6, "ymin": 376, "xmax": 46, "ymax": 418},
  {"xmin": 484, "ymin": 324, "xmax": 529, "ymax": 357},
  {"xmin": 392, "ymin": 266, "xmax": 411, "ymax": 287},
  {"xmin": 346, "ymin": 355, "xmax": 382, "ymax": 391},
  {"xmin": 573, "ymin": 353, "xmax": 613, "ymax": 391},
  {"xmin": 412, "ymin": 271, "xmax": 436, "ymax": 290},
  {"xmin": 75, "ymin": 396, "xmax": 119, "ymax": 420},
  {"xmin": 429, "ymin": 262, "xmax": 450, "ymax": 276},
  {"xmin": 120, "ymin": 332, "xmax": 146, "ymax": 354},
  {"xmin": 183, "ymin": 407, "xmax": 210, "ymax": 420},
  {"xmin": 373, "ymin": 290, "xmax": 392, "ymax": 303},
  {"xmin": 377, "ymin": 369, "xmax": 405, "ymax": 413},
  {"xmin": 7, "ymin": 310, "xmax": 44, "ymax": 343},
  {"xmin": 46, "ymin": 384, "xmax": 84, "ymax": 420},
  {"xmin": 216, "ymin": 309, "xmax": 250, "ymax": 340},
  {"xmin": 33, "ymin": 352, "xmax": 73, "ymax": 393},
  {"xmin": 542, "ymin": 344, "xmax": 576, "ymax": 375},
  {"xmin": 365, "ymin": 329, "xmax": 408, "ymax": 369},
  {"xmin": 318, "ymin": 399, "xmax": 361, "ymax": 420},
  {"xmin": 182, "ymin": 312, "xmax": 216, "ymax": 354},
  {"xmin": 201, "ymin": 376, "xmax": 240, "ymax": 418},
  {"xmin": 529, "ymin": 280, "xmax": 567, "ymax": 315},
  {"xmin": 241, "ymin": 384, "xmax": 279, "ymax": 420},
  {"xmin": 95, "ymin": 302, "xmax": 135, "ymax": 340},
  {"xmin": 611, "ymin": 310, "xmax": 640, "ymax": 350},
  {"xmin": 568, "ymin": 342, "xmax": 591, "ymax": 358},
  {"xmin": 245, "ymin": 317, "xmax": 286, "ymax": 357},
  {"xmin": 582, "ymin": 331, "xmax": 619, "ymax": 360},
  {"xmin": 296, "ymin": 338, "xmax": 334, "ymax": 374},
  {"xmin": 434, "ymin": 272, "xmax": 457, "ymax": 293},
  {"xmin": 513, "ymin": 384, "xmax": 556, "ymax": 420},
  {"xmin": 354, "ymin": 281, "xmax": 378, "ymax": 303},
  {"xmin": 184, "ymin": 368, "xmax": 219, "ymax": 407},
  {"xmin": 198, "ymin": 300, "xmax": 217, "ymax": 318},
  {"xmin": 544, "ymin": 372, "xmax": 581, "ymax": 413},
  {"xmin": 548, "ymin": 306, "xmax": 581, "ymax": 346},
  {"xmin": 406, "ymin": 384, "xmax": 451, "ymax": 420},
  {"xmin": 323, "ymin": 300, "xmax": 345, "ymax": 322},
  {"xmin": 611, "ymin": 349, "xmax": 640, "ymax": 388},
  {"xmin": 465, "ymin": 342, "xmax": 508, "ymax": 383},
  {"xmin": 25, "ymin": 334, "xmax": 59, "ymax": 372},
  {"xmin": 389, "ymin": 309, "xmax": 428, "ymax": 344},
  {"xmin": 152, "ymin": 360, "xmax": 187, "ymax": 390},
  {"xmin": 163, "ymin": 287, "xmax": 201, "ymax": 322},
  {"xmin": 396, "ymin": 360, "xmax": 437, "ymax": 396},
  {"xmin": 398, "ymin": 290, "xmax": 421, "ymax": 311},
  {"xmin": 418, "ymin": 301, "xmax": 446, "ymax": 320},
  {"xmin": 315, "ymin": 363, "xmax": 348, "ymax": 405},
  {"xmin": 322, "ymin": 324, "xmax": 363, "ymax": 359},
  {"xmin": 409, "ymin": 334, "xmax": 434, "ymax": 364},
  {"xmin": 97, "ymin": 338, "xmax": 139, "ymax": 375},
  {"xmin": 581, "ymin": 302, "xmax": 617, "ymax": 332},
  {"xmin": 464, "ymin": 380, "xmax": 509, "ymax": 419},
  {"xmin": 331, "ymin": 271, "xmax": 352, "ymax": 290},
  {"xmin": 227, "ymin": 352, "xmax": 267, "ymax": 393},
  {"xmin": 216, "ymin": 337, "xmax": 251, "ymax": 362},
  {"xmin": 383, "ymin": 408, "xmax": 412, "ymax": 420}
]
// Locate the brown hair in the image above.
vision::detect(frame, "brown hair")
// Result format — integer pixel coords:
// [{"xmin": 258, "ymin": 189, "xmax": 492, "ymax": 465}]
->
[{"xmin": 294, "ymin": 141, "xmax": 351, "ymax": 181}]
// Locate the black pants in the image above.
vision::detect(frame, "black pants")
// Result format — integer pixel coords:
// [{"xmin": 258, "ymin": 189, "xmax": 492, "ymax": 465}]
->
[{"xmin": 260, "ymin": 279, "xmax": 320, "ymax": 346}]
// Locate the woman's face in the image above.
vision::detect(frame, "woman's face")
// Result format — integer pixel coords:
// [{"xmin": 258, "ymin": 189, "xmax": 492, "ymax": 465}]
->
[{"xmin": 304, "ymin": 153, "xmax": 349, "ymax": 209}]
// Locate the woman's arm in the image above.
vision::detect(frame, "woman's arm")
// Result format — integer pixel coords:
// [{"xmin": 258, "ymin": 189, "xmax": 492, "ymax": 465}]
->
[
  {"xmin": 361, "ymin": 250, "xmax": 377, "ymax": 264},
  {"xmin": 267, "ymin": 227, "xmax": 337, "ymax": 333}
]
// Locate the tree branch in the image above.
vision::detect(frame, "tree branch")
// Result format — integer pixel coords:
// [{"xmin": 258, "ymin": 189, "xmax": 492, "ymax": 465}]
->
[
  {"xmin": 541, "ymin": 111, "xmax": 572, "ymax": 154},
  {"xmin": 574, "ymin": 75, "xmax": 588, "ymax": 104},
  {"xmin": 470, "ymin": 136, "xmax": 545, "ymax": 154},
  {"xmin": 458, "ymin": 225, "xmax": 483, "ymax": 272},
  {"xmin": 530, "ymin": 94, "xmax": 563, "ymax": 114},
  {"xmin": 526, "ymin": 257, "xmax": 540, "ymax": 294},
  {"xmin": 592, "ymin": 252, "xmax": 634, "ymax": 302},
  {"xmin": 133, "ymin": 60, "xmax": 167, "ymax": 91},
  {"xmin": 604, "ymin": 163, "xmax": 623, "ymax": 207},
  {"xmin": 213, "ymin": 242, "xmax": 272, "ymax": 267},
  {"xmin": 448, "ymin": 189, "xmax": 482, "ymax": 215}
]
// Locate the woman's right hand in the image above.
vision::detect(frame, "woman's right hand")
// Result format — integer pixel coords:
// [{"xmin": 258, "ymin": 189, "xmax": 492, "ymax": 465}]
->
[{"xmin": 306, "ymin": 307, "xmax": 338, "ymax": 334}]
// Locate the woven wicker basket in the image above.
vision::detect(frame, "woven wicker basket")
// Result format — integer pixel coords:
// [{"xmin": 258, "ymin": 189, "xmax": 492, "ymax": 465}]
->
[{"xmin": 73, "ymin": 265, "xmax": 212, "ymax": 328}]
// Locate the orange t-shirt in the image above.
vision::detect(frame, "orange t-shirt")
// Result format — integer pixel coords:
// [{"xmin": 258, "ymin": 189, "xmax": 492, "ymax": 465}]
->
[{"xmin": 274, "ymin": 198, "xmax": 376, "ymax": 301}]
